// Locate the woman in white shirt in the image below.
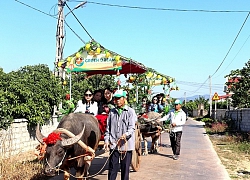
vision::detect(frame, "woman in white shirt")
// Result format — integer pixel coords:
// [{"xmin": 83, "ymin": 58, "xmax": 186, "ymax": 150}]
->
[{"xmin": 74, "ymin": 89, "xmax": 98, "ymax": 116}]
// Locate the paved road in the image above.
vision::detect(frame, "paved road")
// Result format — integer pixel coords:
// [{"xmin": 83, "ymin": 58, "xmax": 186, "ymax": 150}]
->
[{"xmin": 49, "ymin": 118, "xmax": 231, "ymax": 180}]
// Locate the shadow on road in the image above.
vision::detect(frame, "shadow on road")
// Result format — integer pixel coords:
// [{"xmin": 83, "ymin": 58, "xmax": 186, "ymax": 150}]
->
[{"xmin": 48, "ymin": 155, "xmax": 109, "ymax": 180}]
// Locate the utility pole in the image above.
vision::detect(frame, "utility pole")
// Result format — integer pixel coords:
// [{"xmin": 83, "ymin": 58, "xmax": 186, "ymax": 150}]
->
[
  {"xmin": 54, "ymin": 1, "xmax": 86, "ymax": 78},
  {"xmin": 55, "ymin": 0, "xmax": 65, "ymax": 79},
  {"xmin": 209, "ymin": 75, "xmax": 212, "ymax": 117},
  {"xmin": 53, "ymin": 0, "xmax": 65, "ymax": 114}
]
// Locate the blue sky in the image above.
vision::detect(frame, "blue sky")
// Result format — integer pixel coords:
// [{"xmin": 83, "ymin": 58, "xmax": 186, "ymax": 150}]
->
[{"xmin": 1, "ymin": 0, "xmax": 250, "ymax": 99}]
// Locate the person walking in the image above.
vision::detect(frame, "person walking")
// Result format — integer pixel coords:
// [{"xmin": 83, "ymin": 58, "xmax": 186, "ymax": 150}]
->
[
  {"xmin": 104, "ymin": 89, "xmax": 136, "ymax": 180},
  {"xmin": 160, "ymin": 99, "xmax": 186, "ymax": 160}
]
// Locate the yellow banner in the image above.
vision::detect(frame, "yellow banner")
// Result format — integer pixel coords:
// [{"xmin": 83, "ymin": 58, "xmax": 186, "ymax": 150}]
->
[{"xmin": 65, "ymin": 52, "xmax": 122, "ymax": 72}]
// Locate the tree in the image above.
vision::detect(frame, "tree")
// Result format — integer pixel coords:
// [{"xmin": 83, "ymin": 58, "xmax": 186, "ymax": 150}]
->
[
  {"xmin": 184, "ymin": 96, "xmax": 210, "ymax": 117},
  {"xmin": 194, "ymin": 96, "xmax": 209, "ymax": 110},
  {"xmin": 225, "ymin": 59, "xmax": 250, "ymax": 108},
  {"xmin": 0, "ymin": 68, "xmax": 14, "ymax": 129},
  {"xmin": 184, "ymin": 100, "xmax": 197, "ymax": 117},
  {"xmin": 63, "ymin": 73, "xmax": 117, "ymax": 105},
  {"xmin": 0, "ymin": 64, "xmax": 64, "ymax": 127}
]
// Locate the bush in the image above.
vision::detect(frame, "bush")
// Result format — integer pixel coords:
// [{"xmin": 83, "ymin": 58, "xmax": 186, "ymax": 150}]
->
[
  {"xmin": 210, "ymin": 122, "xmax": 228, "ymax": 133},
  {"xmin": 201, "ymin": 118, "xmax": 214, "ymax": 127}
]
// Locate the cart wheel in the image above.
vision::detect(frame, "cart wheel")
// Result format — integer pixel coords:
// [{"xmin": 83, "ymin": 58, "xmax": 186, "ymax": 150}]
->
[{"xmin": 131, "ymin": 123, "xmax": 142, "ymax": 171}]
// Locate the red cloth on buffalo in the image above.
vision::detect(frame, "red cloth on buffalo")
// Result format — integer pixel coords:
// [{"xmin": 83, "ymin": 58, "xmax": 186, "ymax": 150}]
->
[{"xmin": 95, "ymin": 114, "xmax": 108, "ymax": 140}]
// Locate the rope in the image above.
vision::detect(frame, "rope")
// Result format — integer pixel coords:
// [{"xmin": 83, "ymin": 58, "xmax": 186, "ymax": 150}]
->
[
  {"xmin": 116, "ymin": 137, "xmax": 128, "ymax": 160},
  {"xmin": 169, "ymin": 124, "xmax": 176, "ymax": 141},
  {"xmin": 52, "ymin": 136, "xmax": 128, "ymax": 179}
]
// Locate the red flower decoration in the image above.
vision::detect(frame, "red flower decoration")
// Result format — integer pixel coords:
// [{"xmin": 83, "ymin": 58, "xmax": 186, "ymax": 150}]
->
[
  {"xmin": 43, "ymin": 132, "xmax": 62, "ymax": 145},
  {"xmin": 142, "ymin": 114, "xmax": 148, "ymax": 119},
  {"xmin": 65, "ymin": 94, "xmax": 70, "ymax": 100}
]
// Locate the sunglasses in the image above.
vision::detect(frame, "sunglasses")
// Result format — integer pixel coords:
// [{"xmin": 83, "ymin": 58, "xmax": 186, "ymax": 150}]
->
[
  {"xmin": 114, "ymin": 97, "xmax": 122, "ymax": 99},
  {"xmin": 85, "ymin": 94, "xmax": 92, "ymax": 97}
]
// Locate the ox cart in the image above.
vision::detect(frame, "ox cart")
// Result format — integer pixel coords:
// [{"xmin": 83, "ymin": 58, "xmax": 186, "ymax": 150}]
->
[
  {"xmin": 60, "ymin": 40, "xmax": 147, "ymax": 174},
  {"xmin": 56, "ymin": 39, "xmax": 171, "ymax": 174},
  {"xmin": 35, "ymin": 38, "xmax": 174, "ymax": 179}
]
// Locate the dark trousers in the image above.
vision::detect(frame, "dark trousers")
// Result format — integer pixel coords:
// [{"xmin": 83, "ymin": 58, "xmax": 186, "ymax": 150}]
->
[
  {"xmin": 108, "ymin": 150, "xmax": 132, "ymax": 180},
  {"xmin": 170, "ymin": 131, "xmax": 182, "ymax": 155}
]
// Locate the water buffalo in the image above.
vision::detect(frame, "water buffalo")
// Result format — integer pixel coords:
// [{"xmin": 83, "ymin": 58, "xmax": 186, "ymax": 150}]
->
[
  {"xmin": 138, "ymin": 112, "xmax": 163, "ymax": 155},
  {"xmin": 36, "ymin": 113, "xmax": 101, "ymax": 180}
]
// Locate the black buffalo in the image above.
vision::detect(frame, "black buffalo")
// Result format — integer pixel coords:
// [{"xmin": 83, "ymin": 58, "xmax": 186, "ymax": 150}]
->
[
  {"xmin": 36, "ymin": 113, "xmax": 101, "ymax": 180},
  {"xmin": 138, "ymin": 112, "xmax": 163, "ymax": 155}
]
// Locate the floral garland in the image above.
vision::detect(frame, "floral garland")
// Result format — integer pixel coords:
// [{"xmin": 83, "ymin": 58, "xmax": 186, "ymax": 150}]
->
[{"xmin": 43, "ymin": 132, "xmax": 62, "ymax": 145}]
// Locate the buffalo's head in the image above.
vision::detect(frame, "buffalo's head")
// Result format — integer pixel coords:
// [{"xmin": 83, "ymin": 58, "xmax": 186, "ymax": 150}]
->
[{"xmin": 36, "ymin": 124, "xmax": 85, "ymax": 176}]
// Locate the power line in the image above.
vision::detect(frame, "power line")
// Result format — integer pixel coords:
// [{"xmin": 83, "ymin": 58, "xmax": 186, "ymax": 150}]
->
[
  {"xmin": 177, "ymin": 84, "xmax": 223, "ymax": 90},
  {"xmin": 49, "ymin": 3, "xmax": 59, "ymax": 17},
  {"xmin": 214, "ymin": 32, "xmax": 250, "ymax": 78},
  {"xmin": 211, "ymin": 12, "xmax": 250, "ymax": 78},
  {"xmin": 65, "ymin": 2, "xmax": 94, "ymax": 40},
  {"xmin": 185, "ymin": 77, "xmax": 210, "ymax": 96},
  {"xmin": 176, "ymin": 80, "xmax": 224, "ymax": 86},
  {"xmin": 15, "ymin": 0, "xmax": 86, "ymax": 44},
  {"xmin": 64, "ymin": 21, "xmax": 86, "ymax": 44},
  {"xmin": 15, "ymin": 0, "xmax": 57, "ymax": 18},
  {"xmin": 70, "ymin": 1, "xmax": 250, "ymax": 13}
]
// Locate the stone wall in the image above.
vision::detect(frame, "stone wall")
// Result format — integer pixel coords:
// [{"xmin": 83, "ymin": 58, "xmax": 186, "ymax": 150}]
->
[
  {"xmin": 0, "ymin": 116, "xmax": 58, "ymax": 158},
  {"xmin": 193, "ymin": 108, "xmax": 250, "ymax": 132},
  {"xmin": 4, "ymin": 108, "xmax": 250, "ymax": 156},
  {"xmin": 211, "ymin": 109, "xmax": 227, "ymax": 120},
  {"xmin": 193, "ymin": 109, "xmax": 208, "ymax": 117},
  {"xmin": 225, "ymin": 108, "xmax": 250, "ymax": 132}
]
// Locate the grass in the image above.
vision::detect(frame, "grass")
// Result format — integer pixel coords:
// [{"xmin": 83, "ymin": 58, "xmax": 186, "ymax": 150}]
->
[
  {"xmin": 209, "ymin": 132, "xmax": 250, "ymax": 179},
  {"xmin": 0, "ymin": 151, "xmax": 49, "ymax": 180}
]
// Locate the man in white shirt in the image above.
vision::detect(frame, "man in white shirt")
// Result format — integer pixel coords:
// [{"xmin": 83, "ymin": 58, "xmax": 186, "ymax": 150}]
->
[{"xmin": 160, "ymin": 99, "xmax": 186, "ymax": 160}]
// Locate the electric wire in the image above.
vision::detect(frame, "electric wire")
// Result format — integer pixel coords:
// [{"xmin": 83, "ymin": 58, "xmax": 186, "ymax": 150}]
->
[
  {"xmin": 15, "ymin": 0, "xmax": 57, "ymax": 18},
  {"xmin": 179, "ymin": 85, "xmax": 223, "ymax": 90},
  {"xmin": 15, "ymin": 0, "xmax": 86, "ymax": 44},
  {"xmin": 210, "ymin": 12, "xmax": 250, "ymax": 78},
  {"xmin": 176, "ymin": 80, "xmax": 224, "ymax": 87},
  {"xmin": 214, "ymin": 33, "xmax": 250, "ymax": 78},
  {"xmin": 49, "ymin": 3, "xmax": 59, "ymax": 17},
  {"xmin": 70, "ymin": 1, "xmax": 250, "ymax": 13},
  {"xmin": 15, "ymin": 0, "xmax": 250, "ymax": 97},
  {"xmin": 65, "ymin": 21, "xmax": 86, "ymax": 44},
  {"xmin": 65, "ymin": 2, "xmax": 94, "ymax": 40},
  {"xmin": 185, "ymin": 77, "xmax": 209, "ymax": 96}
]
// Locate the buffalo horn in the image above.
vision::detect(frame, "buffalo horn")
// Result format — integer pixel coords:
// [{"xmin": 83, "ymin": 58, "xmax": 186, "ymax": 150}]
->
[
  {"xmin": 57, "ymin": 125, "xmax": 85, "ymax": 147},
  {"xmin": 36, "ymin": 123, "xmax": 45, "ymax": 144},
  {"xmin": 54, "ymin": 127, "xmax": 95, "ymax": 154}
]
